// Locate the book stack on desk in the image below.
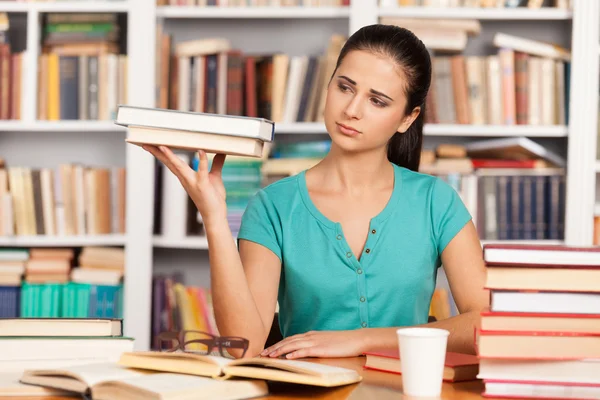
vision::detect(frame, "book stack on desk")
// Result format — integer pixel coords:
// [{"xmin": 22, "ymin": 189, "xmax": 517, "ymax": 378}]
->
[
  {"xmin": 477, "ymin": 244, "xmax": 600, "ymax": 399},
  {"xmin": 0, "ymin": 318, "xmax": 133, "ymax": 397},
  {"xmin": 116, "ymin": 105, "xmax": 275, "ymax": 158}
]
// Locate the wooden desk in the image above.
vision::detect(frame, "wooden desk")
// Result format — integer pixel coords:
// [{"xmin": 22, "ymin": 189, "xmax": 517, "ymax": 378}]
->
[
  {"xmin": 17, "ymin": 356, "xmax": 484, "ymax": 400},
  {"xmin": 265, "ymin": 357, "xmax": 484, "ymax": 399}
]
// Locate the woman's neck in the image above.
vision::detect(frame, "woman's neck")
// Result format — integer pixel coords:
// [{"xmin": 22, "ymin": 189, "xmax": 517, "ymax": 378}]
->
[{"xmin": 313, "ymin": 145, "xmax": 394, "ymax": 195}]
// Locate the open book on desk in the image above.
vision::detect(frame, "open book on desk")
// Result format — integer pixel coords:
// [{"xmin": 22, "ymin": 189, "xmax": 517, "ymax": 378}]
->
[
  {"xmin": 118, "ymin": 351, "xmax": 362, "ymax": 387},
  {"xmin": 20, "ymin": 362, "xmax": 268, "ymax": 400}
]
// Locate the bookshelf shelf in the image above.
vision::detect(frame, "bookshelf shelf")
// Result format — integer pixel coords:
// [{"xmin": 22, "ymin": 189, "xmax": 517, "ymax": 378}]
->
[
  {"xmin": 153, "ymin": 236, "xmax": 209, "ymax": 249},
  {"xmin": 156, "ymin": 6, "xmax": 350, "ymax": 19},
  {"xmin": 377, "ymin": 6, "xmax": 573, "ymax": 20},
  {"xmin": 273, "ymin": 123, "xmax": 568, "ymax": 137},
  {"xmin": 480, "ymin": 239, "xmax": 564, "ymax": 246},
  {"xmin": 0, "ymin": 234, "xmax": 127, "ymax": 247},
  {"xmin": 0, "ymin": 121, "xmax": 126, "ymax": 133},
  {"xmin": 275, "ymin": 122, "xmax": 328, "ymax": 134},
  {"xmin": 0, "ymin": 3, "xmax": 29, "ymax": 13},
  {"xmin": 33, "ymin": 1, "xmax": 131, "ymax": 13},
  {"xmin": 423, "ymin": 124, "xmax": 568, "ymax": 137}
]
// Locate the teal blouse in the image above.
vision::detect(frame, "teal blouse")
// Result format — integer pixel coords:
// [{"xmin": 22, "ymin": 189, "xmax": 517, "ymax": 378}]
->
[{"xmin": 236, "ymin": 163, "xmax": 472, "ymax": 338}]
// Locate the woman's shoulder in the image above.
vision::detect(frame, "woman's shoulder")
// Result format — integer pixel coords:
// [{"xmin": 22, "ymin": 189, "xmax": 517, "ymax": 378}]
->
[
  {"xmin": 252, "ymin": 171, "xmax": 303, "ymax": 204},
  {"xmin": 395, "ymin": 164, "xmax": 439, "ymax": 189}
]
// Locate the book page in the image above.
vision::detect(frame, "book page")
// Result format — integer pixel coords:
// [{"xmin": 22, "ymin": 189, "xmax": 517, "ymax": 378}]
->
[
  {"xmin": 24, "ymin": 362, "xmax": 148, "ymax": 387},
  {"xmin": 92, "ymin": 373, "xmax": 268, "ymax": 400},
  {"xmin": 117, "ymin": 351, "xmax": 231, "ymax": 378},
  {"xmin": 224, "ymin": 358, "xmax": 362, "ymax": 387},
  {"xmin": 0, "ymin": 373, "xmax": 70, "ymax": 396},
  {"xmin": 231, "ymin": 358, "xmax": 359, "ymax": 377}
]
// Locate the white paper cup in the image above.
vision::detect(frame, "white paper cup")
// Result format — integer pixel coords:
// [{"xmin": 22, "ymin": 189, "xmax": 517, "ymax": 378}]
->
[{"xmin": 396, "ymin": 327, "xmax": 450, "ymax": 397}]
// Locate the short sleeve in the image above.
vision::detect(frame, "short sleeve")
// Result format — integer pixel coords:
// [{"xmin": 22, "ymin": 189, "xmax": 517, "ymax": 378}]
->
[
  {"xmin": 237, "ymin": 190, "xmax": 282, "ymax": 261},
  {"xmin": 430, "ymin": 177, "xmax": 472, "ymax": 254}
]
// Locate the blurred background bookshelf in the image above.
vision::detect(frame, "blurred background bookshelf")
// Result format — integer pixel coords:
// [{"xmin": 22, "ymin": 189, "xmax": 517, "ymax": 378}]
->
[{"xmin": 0, "ymin": 0, "xmax": 599, "ymax": 351}]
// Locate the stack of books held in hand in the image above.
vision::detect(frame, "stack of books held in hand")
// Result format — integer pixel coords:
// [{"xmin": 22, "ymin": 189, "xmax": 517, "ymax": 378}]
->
[
  {"xmin": 476, "ymin": 244, "xmax": 600, "ymax": 399},
  {"xmin": 115, "ymin": 105, "xmax": 275, "ymax": 158}
]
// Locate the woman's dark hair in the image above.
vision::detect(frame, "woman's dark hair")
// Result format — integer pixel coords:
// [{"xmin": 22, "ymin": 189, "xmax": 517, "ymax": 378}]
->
[{"xmin": 331, "ymin": 24, "xmax": 432, "ymax": 171}]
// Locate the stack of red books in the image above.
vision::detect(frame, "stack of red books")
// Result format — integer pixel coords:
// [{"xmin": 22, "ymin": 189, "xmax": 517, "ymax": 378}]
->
[{"xmin": 477, "ymin": 244, "xmax": 600, "ymax": 399}]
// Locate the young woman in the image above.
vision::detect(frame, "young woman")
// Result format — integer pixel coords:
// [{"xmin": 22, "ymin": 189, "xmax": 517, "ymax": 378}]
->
[{"xmin": 143, "ymin": 24, "xmax": 488, "ymax": 359}]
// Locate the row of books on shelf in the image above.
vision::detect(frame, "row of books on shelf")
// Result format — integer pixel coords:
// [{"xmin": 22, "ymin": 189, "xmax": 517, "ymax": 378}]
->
[
  {"xmin": 38, "ymin": 13, "xmax": 127, "ymax": 121},
  {"xmin": 476, "ymin": 244, "xmax": 600, "ymax": 398},
  {"xmin": 0, "ymin": 246, "xmax": 124, "ymax": 287},
  {"xmin": 156, "ymin": 33, "xmax": 345, "ymax": 124},
  {"xmin": 426, "ymin": 50, "xmax": 568, "ymax": 126},
  {"xmin": 0, "ymin": 13, "xmax": 23, "ymax": 121},
  {"xmin": 151, "ymin": 274, "xmax": 218, "ymax": 350},
  {"xmin": 422, "ymin": 138, "xmax": 566, "ymax": 241},
  {"xmin": 156, "ymin": 0, "xmax": 349, "ymax": 6},
  {"xmin": 158, "ymin": 25, "xmax": 570, "ymax": 127},
  {"xmin": 0, "ymin": 162, "xmax": 127, "ymax": 237},
  {"xmin": 384, "ymin": 0, "xmax": 570, "ymax": 8}
]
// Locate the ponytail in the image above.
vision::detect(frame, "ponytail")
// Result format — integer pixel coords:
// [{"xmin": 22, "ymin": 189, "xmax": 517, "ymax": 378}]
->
[{"xmin": 387, "ymin": 106, "xmax": 424, "ymax": 172}]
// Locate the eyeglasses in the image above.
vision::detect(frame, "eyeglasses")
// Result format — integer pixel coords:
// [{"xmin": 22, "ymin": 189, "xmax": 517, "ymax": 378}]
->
[{"xmin": 155, "ymin": 330, "xmax": 249, "ymax": 358}]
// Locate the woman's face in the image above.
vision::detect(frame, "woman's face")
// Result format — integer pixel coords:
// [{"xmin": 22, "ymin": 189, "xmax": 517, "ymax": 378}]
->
[{"xmin": 323, "ymin": 49, "xmax": 418, "ymax": 154}]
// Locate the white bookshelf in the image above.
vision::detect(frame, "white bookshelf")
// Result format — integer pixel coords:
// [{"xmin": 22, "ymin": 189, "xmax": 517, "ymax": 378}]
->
[
  {"xmin": 0, "ymin": 234, "xmax": 126, "ymax": 247},
  {"xmin": 153, "ymin": 235, "xmax": 209, "ymax": 249},
  {"xmin": 274, "ymin": 123, "xmax": 569, "ymax": 137},
  {"xmin": 1, "ymin": 0, "xmax": 599, "ymax": 351},
  {"xmin": 156, "ymin": 6, "xmax": 350, "ymax": 19},
  {"xmin": 378, "ymin": 6, "xmax": 572, "ymax": 20},
  {"xmin": 422, "ymin": 124, "xmax": 568, "ymax": 138},
  {"xmin": 0, "ymin": 121, "xmax": 126, "ymax": 133},
  {"xmin": 0, "ymin": 2, "xmax": 130, "ymax": 13}
]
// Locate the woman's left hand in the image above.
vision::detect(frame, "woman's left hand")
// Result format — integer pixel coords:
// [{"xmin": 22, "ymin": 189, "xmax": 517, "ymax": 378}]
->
[{"xmin": 260, "ymin": 330, "xmax": 368, "ymax": 359}]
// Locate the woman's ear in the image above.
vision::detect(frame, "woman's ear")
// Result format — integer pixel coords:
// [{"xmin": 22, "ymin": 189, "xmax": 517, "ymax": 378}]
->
[{"xmin": 396, "ymin": 107, "xmax": 421, "ymax": 134}]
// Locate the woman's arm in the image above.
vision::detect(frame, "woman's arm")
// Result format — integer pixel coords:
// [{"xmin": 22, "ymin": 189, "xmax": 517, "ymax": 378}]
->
[
  {"xmin": 262, "ymin": 221, "xmax": 488, "ymax": 359},
  {"xmin": 142, "ymin": 146, "xmax": 281, "ymax": 358},
  {"xmin": 209, "ymin": 229, "xmax": 282, "ymax": 358}
]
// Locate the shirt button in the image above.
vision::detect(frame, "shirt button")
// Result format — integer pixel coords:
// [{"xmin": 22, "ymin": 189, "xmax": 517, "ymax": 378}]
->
[
  {"xmin": 365, "ymin": 249, "xmax": 371, "ymax": 254},
  {"xmin": 371, "ymin": 229, "xmax": 376, "ymax": 234},
  {"xmin": 360, "ymin": 296, "xmax": 366, "ymax": 302},
  {"xmin": 357, "ymin": 268, "xmax": 363, "ymax": 274},
  {"xmin": 346, "ymin": 252, "xmax": 352, "ymax": 258},
  {"xmin": 337, "ymin": 234, "xmax": 342, "ymax": 240},
  {"xmin": 361, "ymin": 322, "xmax": 367, "ymax": 328}
]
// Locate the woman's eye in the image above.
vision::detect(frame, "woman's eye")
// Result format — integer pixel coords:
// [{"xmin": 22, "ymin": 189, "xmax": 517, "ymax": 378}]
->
[
  {"xmin": 337, "ymin": 83, "xmax": 351, "ymax": 93},
  {"xmin": 371, "ymin": 98, "xmax": 387, "ymax": 107}
]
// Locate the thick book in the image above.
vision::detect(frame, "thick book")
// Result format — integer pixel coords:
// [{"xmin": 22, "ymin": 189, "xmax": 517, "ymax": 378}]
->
[
  {"xmin": 0, "ymin": 336, "xmax": 134, "ymax": 362},
  {"xmin": 478, "ymin": 358, "xmax": 600, "ymax": 385},
  {"xmin": 483, "ymin": 244, "xmax": 600, "ymax": 267},
  {"xmin": 20, "ymin": 362, "xmax": 268, "ymax": 400},
  {"xmin": 125, "ymin": 126, "xmax": 265, "ymax": 158},
  {"xmin": 480, "ymin": 310, "xmax": 600, "ymax": 334},
  {"xmin": 115, "ymin": 105, "xmax": 275, "ymax": 142},
  {"xmin": 0, "ymin": 318, "xmax": 122, "ymax": 337},
  {"xmin": 483, "ymin": 380, "xmax": 600, "ymax": 400},
  {"xmin": 464, "ymin": 137, "xmax": 566, "ymax": 168},
  {"xmin": 485, "ymin": 265, "xmax": 600, "ymax": 293},
  {"xmin": 118, "ymin": 351, "xmax": 362, "ymax": 387},
  {"xmin": 490, "ymin": 291, "xmax": 600, "ymax": 315},
  {"xmin": 363, "ymin": 350, "xmax": 479, "ymax": 382},
  {"xmin": 476, "ymin": 329, "xmax": 600, "ymax": 359}
]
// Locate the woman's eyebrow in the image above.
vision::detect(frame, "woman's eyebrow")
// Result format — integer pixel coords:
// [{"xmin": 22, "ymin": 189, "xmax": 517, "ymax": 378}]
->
[{"xmin": 338, "ymin": 75, "xmax": 394, "ymax": 102}]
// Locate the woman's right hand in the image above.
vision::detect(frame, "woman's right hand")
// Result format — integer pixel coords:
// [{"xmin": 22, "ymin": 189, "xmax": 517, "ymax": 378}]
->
[{"xmin": 143, "ymin": 145, "xmax": 228, "ymax": 225}]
